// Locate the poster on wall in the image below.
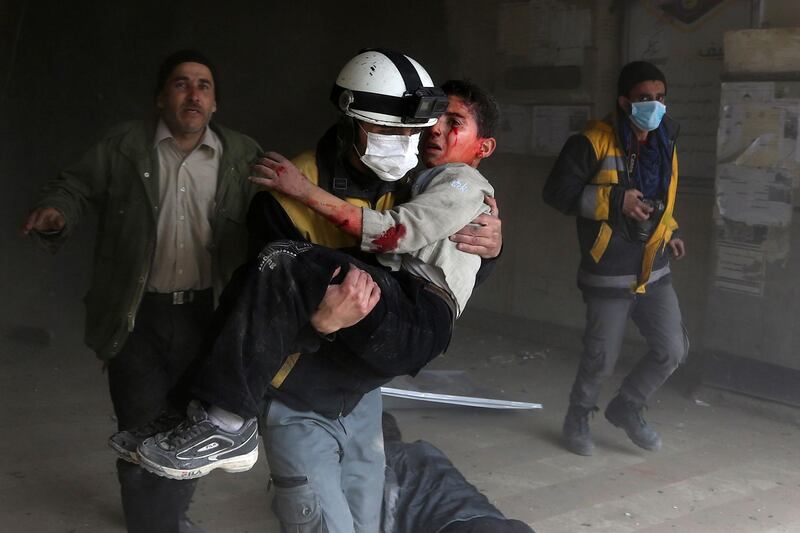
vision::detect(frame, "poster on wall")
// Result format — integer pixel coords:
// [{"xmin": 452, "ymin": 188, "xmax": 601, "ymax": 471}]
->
[
  {"xmin": 496, "ymin": 103, "xmax": 591, "ymax": 156},
  {"xmin": 714, "ymin": 240, "xmax": 765, "ymax": 296},
  {"xmin": 712, "ymin": 80, "xmax": 800, "ymax": 294},
  {"xmin": 625, "ymin": 0, "xmax": 752, "ymax": 182}
]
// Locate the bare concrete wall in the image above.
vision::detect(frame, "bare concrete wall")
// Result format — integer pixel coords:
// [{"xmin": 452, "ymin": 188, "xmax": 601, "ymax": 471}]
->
[{"xmin": 761, "ymin": 0, "xmax": 800, "ymax": 28}]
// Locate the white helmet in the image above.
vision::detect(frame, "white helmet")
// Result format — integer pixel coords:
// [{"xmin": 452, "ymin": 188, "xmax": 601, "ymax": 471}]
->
[{"xmin": 330, "ymin": 48, "xmax": 448, "ymax": 127}]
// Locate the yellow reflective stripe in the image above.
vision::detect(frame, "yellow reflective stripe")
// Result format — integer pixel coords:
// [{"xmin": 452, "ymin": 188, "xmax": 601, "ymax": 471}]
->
[
  {"xmin": 270, "ymin": 353, "xmax": 301, "ymax": 389},
  {"xmin": 590, "ymin": 222, "xmax": 612, "ymax": 263},
  {"xmin": 599, "ymin": 155, "xmax": 624, "ymax": 171},
  {"xmin": 584, "ymin": 123, "xmax": 622, "ymax": 185},
  {"xmin": 594, "ymin": 187, "xmax": 611, "ymax": 220}
]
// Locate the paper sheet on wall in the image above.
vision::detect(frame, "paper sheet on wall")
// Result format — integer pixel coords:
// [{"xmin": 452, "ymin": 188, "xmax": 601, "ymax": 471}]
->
[
  {"xmin": 713, "ymin": 81, "xmax": 800, "ymax": 294},
  {"xmin": 716, "ymin": 163, "xmax": 792, "ymax": 227},
  {"xmin": 716, "ymin": 83, "xmax": 800, "ymax": 232},
  {"xmin": 718, "ymin": 82, "xmax": 777, "ymax": 154},
  {"xmin": 719, "ymin": 82, "xmax": 800, "ymax": 165},
  {"xmin": 714, "ymin": 241, "xmax": 766, "ymax": 296}
]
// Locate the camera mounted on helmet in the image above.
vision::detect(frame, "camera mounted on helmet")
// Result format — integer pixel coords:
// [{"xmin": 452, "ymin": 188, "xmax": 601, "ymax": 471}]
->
[{"xmin": 407, "ymin": 87, "xmax": 449, "ymax": 121}]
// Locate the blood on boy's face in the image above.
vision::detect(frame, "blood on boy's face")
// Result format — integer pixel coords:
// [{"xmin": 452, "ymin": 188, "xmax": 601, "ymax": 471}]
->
[{"xmin": 421, "ymin": 95, "xmax": 483, "ymax": 168}]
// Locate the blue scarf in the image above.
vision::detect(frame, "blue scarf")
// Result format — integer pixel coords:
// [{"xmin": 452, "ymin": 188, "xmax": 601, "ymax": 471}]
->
[{"xmin": 619, "ymin": 117, "xmax": 672, "ymax": 200}]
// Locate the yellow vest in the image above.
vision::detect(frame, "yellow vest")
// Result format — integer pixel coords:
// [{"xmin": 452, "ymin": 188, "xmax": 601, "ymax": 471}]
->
[
  {"xmin": 269, "ymin": 151, "xmax": 397, "ymax": 249},
  {"xmin": 583, "ymin": 120, "xmax": 679, "ymax": 293}
]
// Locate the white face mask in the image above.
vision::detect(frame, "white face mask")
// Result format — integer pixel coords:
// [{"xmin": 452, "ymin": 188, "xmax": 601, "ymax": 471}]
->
[{"xmin": 358, "ymin": 128, "xmax": 421, "ymax": 182}]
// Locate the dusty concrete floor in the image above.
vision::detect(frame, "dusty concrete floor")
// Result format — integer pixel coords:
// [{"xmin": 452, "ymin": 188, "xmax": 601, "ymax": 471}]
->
[{"xmin": 2, "ymin": 318, "xmax": 799, "ymax": 533}]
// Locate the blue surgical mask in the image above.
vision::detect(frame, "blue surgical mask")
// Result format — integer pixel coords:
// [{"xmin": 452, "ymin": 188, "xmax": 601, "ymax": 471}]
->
[{"xmin": 629, "ymin": 101, "xmax": 666, "ymax": 132}]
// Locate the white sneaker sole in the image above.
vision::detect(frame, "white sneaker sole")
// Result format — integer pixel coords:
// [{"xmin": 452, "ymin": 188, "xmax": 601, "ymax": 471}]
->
[
  {"xmin": 108, "ymin": 439, "xmax": 140, "ymax": 464},
  {"xmin": 138, "ymin": 442, "xmax": 259, "ymax": 480}
]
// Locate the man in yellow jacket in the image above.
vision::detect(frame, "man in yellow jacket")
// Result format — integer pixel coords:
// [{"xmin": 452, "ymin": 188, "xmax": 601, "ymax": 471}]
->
[{"xmin": 543, "ymin": 61, "xmax": 689, "ymax": 456}]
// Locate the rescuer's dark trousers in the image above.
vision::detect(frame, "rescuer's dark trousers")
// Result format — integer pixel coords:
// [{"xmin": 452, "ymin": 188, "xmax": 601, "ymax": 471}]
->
[{"xmin": 569, "ymin": 281, "xmax": 689, "ymax": 409}]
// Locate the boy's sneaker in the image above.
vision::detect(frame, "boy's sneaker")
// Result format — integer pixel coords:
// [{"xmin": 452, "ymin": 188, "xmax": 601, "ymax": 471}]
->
[
  {"xmin": 137, "ymin": 401, "xmax": 259, "ymax": 480},
  {"xmin": 604, "ymin": 394, "xmax": 662, "ymax": 451},
  {"xmin": 109, "ymin": 411, "xmax": 185, "ymax": 463}
]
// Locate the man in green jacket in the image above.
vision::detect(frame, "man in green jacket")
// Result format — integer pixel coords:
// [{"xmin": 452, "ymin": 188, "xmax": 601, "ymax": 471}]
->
[{"xmin": 21, "ymin": 50, "xmax": 261, "ymax": 533}]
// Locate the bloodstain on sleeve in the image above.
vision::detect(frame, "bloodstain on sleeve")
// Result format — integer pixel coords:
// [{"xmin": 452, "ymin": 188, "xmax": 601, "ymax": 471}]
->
[{"xmin": 371, "ymin": 223, "xmax": 407, "ymax": 253}]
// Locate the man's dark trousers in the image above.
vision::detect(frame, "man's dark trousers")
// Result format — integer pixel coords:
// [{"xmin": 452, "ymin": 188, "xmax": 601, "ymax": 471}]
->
[{"xmin": 107, "ymin": 290, "xmax": 213, "ymax": 533}]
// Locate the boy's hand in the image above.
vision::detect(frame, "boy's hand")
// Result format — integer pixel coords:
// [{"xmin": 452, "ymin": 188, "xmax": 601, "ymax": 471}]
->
[
  {"xmin": 310, "ymin": 265, "xmax": 381, "ymax": 335},
  {"xmin": 250, "ymin": 152, "xmax": 313, "ymax": 200}
]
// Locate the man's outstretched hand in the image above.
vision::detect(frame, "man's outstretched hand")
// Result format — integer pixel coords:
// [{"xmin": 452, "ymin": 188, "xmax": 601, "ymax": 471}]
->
[{"xmin": 21, "ymin": 207, "xmax": 65, "ymax": 236}]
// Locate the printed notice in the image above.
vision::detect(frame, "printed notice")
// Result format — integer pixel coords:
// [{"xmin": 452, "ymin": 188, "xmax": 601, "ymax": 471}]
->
[{"xmin": 714, "ymin": 241, "xmax": 765, "ymax": 296}]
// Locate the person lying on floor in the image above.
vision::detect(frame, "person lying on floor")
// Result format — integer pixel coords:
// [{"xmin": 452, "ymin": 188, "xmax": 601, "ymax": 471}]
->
[
  {"xmin": 120, "ymin": 80, "xmax": 500, "ymax": 481},
  {"xmin": 380, "ymin": 412, "xmax": 535, "ymax": 533}
]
